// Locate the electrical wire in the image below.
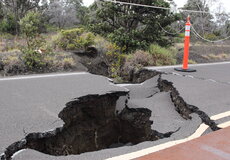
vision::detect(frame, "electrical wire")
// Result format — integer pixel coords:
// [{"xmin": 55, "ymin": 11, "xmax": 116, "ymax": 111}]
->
[
  {"xmin": 105, "ymin": 0, "xmax": 210, "ymax": 14},
  {"xmin": 191, "ymin": 25, "xmax": 230, "ymax": 43},
  {"xmin": 103, "ymin": 0, "xmax": 230, "ymax": 42},
  {"xmin": 105, "ymin": 0, "xmax": 171, "ymax": 10},
  {"xmin": 158, "ymin": 23, "xmax": 185, "ymax": 35}
]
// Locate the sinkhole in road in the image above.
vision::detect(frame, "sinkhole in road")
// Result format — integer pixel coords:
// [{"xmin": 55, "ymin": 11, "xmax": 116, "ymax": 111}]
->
[
  {"xmin": 1, "ymin": 70, "xmax": 220, "ymax": 160},
  {"xmin": 1, "ymin": 90, "xmax": 178, "ymax": 160}
]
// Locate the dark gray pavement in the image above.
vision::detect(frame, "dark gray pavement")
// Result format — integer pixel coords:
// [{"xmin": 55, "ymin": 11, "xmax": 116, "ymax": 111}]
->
[
  {"xmin": 146, "ymin": 61, "xmax": 230, "ymax": 84},
  {"xmin": 0, "ymin": 73, "xmax": 127, "ymax": 156},
  {"xmin": 11, "ymin": 76, "xmax": 201, "ymax": 160},
  {"xmin": 147, "ymin": 62, "xmax": 230, "ymax": 117},
  {"xmin": 1, "ymin": 62, "xmax": 230, "ymax": 160},
  {"xmin": 160, "ymin": 74, "xmax": 230, "ymax": 117}
]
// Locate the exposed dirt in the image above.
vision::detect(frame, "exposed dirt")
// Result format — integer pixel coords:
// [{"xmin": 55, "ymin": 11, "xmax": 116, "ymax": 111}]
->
[
  {"xmin": 1, "ymin": 42, "xmax": 230, "ymax": 79},
  {"xmin": 1, "ymin": 90, "xmax": 179, "ymax": 160},
  {"xmin": 1, "ymin": 69, "xmax": 222, "ymax": 160},
  {"xmin": 73, "ymin": 49, "xmax": 109, "ymax": 77},
  {"xmin": 158, "ymin": 74, "xmax": 220, "ymax": 131},
  {"xmin": 176, "ymin": 43, "xmax": 230, "ymax": 64},
  {"xmin": 70, "ymin": 43, "xmax": 230, "ymax": 79},
  {"xmin": 1, "ymin": 42, "xmax": 228, "ymax": 158}
]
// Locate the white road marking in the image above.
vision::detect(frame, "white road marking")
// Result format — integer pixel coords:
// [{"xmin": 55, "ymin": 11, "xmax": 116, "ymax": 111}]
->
[
  {"xmin": 0, "ymin": 72, "xmax": 88, "ymax": 81},
  {"xmin": 146, "ymin": 61, "xmax": 230, "ymax": 70},
  {"xmin": 106, "ymin": 110, "xmax": 230, "ymax": 160},
  {"xmin": 218, "ymin": 121, "xmax": 230, "ymax": 128},
  {"xmin": 211, "ymin": 111, "xmax": 230, "ymax": 120}
]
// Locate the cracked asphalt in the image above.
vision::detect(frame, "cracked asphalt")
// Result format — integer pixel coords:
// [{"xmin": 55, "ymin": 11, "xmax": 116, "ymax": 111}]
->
[{"xmin": 1, "ymin": 62, "xmax": 230, "ymax": 160}]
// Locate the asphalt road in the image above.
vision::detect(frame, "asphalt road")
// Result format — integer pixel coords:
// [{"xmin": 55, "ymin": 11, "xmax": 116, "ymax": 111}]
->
[
  {"xmin": 1, "ymin": 62, "xmax": 230, "ymax": 160},
  {"xmin": 0, "ymin": 72, "xmax": 127, "ymax": 156},
  {"xmin": 146, "ymin": 61, "xmax": 230, "ymax": 84},
  {"xmin": 147, "ymin": 62, "xmax": 230, "ymax": 117}
]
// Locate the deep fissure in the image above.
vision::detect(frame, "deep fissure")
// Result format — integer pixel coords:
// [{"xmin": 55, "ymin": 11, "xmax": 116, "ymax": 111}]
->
[
  {"xmin": 1, "ymin": 90, "xmax": 178, "ymax": 160},
  {"xmin": 1, "ymin": 70, "xmax": 221, "ymax": 160},
  {"xmin": 157, "ymin": 74, "xmax": 220, "ymax": 131}
]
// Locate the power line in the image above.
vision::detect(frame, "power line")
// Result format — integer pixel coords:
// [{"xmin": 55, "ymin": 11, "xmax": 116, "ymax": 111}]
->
[
  {"xmin": 191, "ymin": 25, "xmax": 230, "ymax": 43},
  {"xmin": 178, "ymin": 8, "xmax": 209, "ymax": 14},
  {"xmin": 158, "ymin": 23, "xmax": 185, "ymax": 35},
  {"xmin": 103, "ymin": 0, "xmax": 230, "ymax": 43},
  {"xmin": 105, "ymin": 0, "xmax": 171, "ymax": 10},
  {"xmin": 104, "ymin": 0, "xmax": 210, "ymax": 14}
]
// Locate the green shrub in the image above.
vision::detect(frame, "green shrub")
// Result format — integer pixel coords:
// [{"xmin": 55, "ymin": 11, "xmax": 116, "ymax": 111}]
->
[
  {"xmin": 107, "ymin": 28, "xmax": 148, "ymax": 53},
  {"xmin": 2, "ymin": 54, "xmax": 25, "ymax": 75},
  {"xmin": 0, "ymin": 33, "xmax": 15, "ymax": 40},
  {"xmin": 19, "ymin": 11, "xmax": 43, "ymax": 48},
  {"xmin": 188, "ymin": 59, "xmax": 197, "ymax": 64},
  {"xmin": 105, "ymin": 43, "xmax": 125, "ymax": 78},
  {"xmin": 45, "ymin": 24, "xmax": 59, "ymax": 33},
  {"xmin": 92, "ymin": 36, "xmax": 126, "ymax": 79},
  {"xmin": 174, "ymin": 37, "xmax": 183, "ymax": 43},
  {"xmin": 42, "ymin": 53, "xmax": 75, "ymax": 71},
  {"xmin": 93, "ymin": 35, "xmax": 111, "ymax": 54},
  {"xmin": 0, "ymin": 49, "xmax": 77, "ymax": 75},
  {"xmin": 0, "ymin": 14, "xmax": 17, "ymax": 34},
  {"xmin": 19, "ymin": 11, "xmax": 51, "ymax": 71},
  {"xmin": 77, "ymin": 32, "xmax": 95, "ymax": 50},
  {"xmin": 57, "ymin": 28, "xmax": 95, "ymax": 51},
  {"xmin": 203, "ymin": 33, "xmax": 218, "ymax": 41},
  {"xmin": 62, "ymin": 57, "xmax": 76, "ymax": 69},
  {"xmin": 121, "ymin": 50, "xmax": 152, "ymax": 80},
  {"xmin": 148, "ymin": 44, "xmax": 176, "ymax": 66},
  {"xmin": 126, "ymin": 50, "xmax": 152, "ymax": 67},
  {"xmin": 20, "ymin": 48, "xmax": 45, "ymax": 70},
  {"xmin": 178, "ymin": 33, "xmax": 184, "ymax": 38}
]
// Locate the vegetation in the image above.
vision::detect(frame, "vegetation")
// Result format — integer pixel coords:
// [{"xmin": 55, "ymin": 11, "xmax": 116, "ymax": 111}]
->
[
  {"xmin": 0, "ymin": 0, "xmax": 229, "ymax": 78},
  {"xmin": 89, "ymin": 0, "xmax": 180, "ymax": 53},
  {"xmin": 19, "ymin": 11, "xmax": 46, "ymax": 70},
  {"xmin": 104, "ymin": 43, "xmax": 125, "ymax": 79},
  {"xmin": 56, "ymin": 28, "xmax": 95, "ymax": 51},
  {"xmin": 148, "ymin": 44, "xmax": 176, "ymax": 66}
]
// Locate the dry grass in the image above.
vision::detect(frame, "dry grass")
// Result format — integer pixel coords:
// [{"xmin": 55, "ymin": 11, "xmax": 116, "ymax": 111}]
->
[
  {"xmin": 0, "ymin": 32, "xmax": 79, "ymax": 76},
  {"xmin": 188, "ymin": 59, "xmax": 197, "ymax": 64},
  {"xmin": 202, "ymin": 53, "xmax": 229, "ymax": 60},
  {"xmin": 0, "ymin": 49, "xmax": 77, "ymax": 75}
]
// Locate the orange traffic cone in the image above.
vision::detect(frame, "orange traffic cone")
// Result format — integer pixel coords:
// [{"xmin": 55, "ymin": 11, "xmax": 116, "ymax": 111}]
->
[{"xmin": 175, "ymin": 16, "xmax": 196, "ymax": 72}]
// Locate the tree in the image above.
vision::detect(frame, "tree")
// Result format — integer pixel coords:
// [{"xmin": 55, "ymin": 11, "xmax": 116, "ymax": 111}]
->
[
  {"xmin": 0, "ymin": 13, "xmax": 17, "ymax": 33},
  {"xmin": 214, "ymin": 3, "xmax": 230, "ymax": 37},
  {"xmin": 19, "ymin": 11, "xmax": 43, "ymax": 48},
  {"xmin": 46, "ymin": 0, "xmax": 79, "ymax": 28},
  {"xmin": 66, "ymin": 0, "xmax": 88, "ymax": 25},
  {"xmin": 89, "ymin": 0, "xmax": 180, "ymax": 53},
  {"xmin": 19, "ymin": 11, "xmax": 46, "ymax": 70},
  {"xmin": 1, "ymin": 0, "xmax": 47, "ymax": 34},
  {"xmin": 0, "ymin": 2, "xmax": 4, "ymax": 20},
  {"xmin": 181, "ymin": 0, "xmax": 214, "ymax": 36}
]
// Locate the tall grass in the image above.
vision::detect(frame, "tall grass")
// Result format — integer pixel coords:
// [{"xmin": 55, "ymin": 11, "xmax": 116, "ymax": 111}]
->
[{"xmin": 148, "ymin": 44, "xmax": 176, "ymax": 66}]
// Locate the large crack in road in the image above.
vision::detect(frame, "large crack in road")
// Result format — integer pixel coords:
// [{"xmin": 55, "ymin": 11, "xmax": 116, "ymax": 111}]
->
[
  {"xmin": 158, "ymin": 74, "xmax": 220, "ymax": 131},
  {"xmin": 0, "ymin": 70, "xmax": 221, "ymax": 160},
  {"xmin": 1, "ymin": 90, "xmax": 178, "ymax": 160}
]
